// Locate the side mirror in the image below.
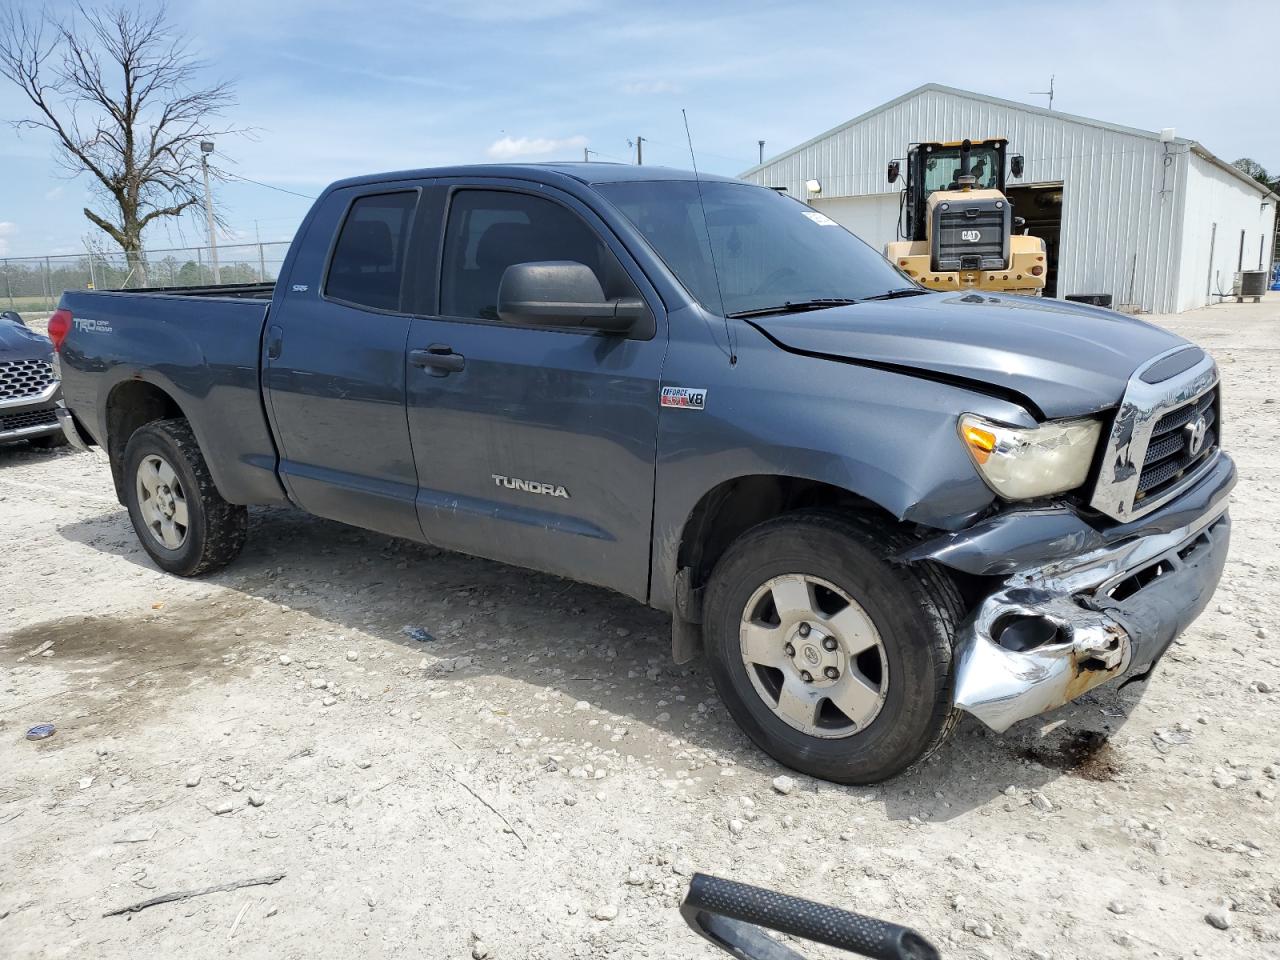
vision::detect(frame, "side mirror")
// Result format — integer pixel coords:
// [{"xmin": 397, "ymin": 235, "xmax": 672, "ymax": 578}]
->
[
  {"xmin": 497, "ymin": 261, "xmax": 642, "ymax": 333},
  {"xmin": 1, "ymin": 309, "xmax": 26, "ymax": 327},
  {"xmin": 886, "ymin": 160, "xmax": 900, "ymax": 184},
  {"xmin": 1010, "ymin": 154, "xmax": 1024, "ymax": 178}
]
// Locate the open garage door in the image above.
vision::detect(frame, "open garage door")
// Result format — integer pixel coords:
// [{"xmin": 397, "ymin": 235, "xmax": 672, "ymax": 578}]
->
[{"xmin": 1005, "ymin": 183, "xmax": 1063, "ymax": 297}]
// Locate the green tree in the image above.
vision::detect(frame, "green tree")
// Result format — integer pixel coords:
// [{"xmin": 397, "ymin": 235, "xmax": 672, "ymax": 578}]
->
[{"xmin": 1232, "ymin": 158, "xmax": 1279, "ymax": 193}]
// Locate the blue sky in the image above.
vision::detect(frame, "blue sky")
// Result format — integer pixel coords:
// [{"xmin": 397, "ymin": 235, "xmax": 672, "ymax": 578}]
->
[{"xmin": 0, "ymin": 0, "xmax": 1274, "ymax": 258}]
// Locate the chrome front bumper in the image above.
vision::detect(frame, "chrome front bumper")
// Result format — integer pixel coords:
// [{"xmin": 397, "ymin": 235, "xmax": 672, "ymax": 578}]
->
[{"xmin": 950, "ymin": 464, "xmax": 1233, "ymax": 731}]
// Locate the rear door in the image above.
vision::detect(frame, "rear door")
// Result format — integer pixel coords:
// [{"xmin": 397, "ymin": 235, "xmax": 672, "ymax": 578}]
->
[
  {"xmin": 263, "ymin": 184, "xmax": 426, "ymax": 539},
  {"xmin": 404, "ymin": 180, "xmax": 667, "ymax": 600}
]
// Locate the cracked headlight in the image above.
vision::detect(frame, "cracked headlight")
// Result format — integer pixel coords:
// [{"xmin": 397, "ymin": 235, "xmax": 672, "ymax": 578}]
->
[{"xmin": 959, "ymin": 414, "xmax": 1102, "ymax": 500}]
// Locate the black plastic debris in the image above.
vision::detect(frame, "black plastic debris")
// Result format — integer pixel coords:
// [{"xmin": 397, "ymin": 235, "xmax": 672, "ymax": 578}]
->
[
  {"xmin": 26, "ymin": 723, "xmax": 56, "ymax": 741},
  {"xmin": 400, "ymin": 625, "xmax": 435, "ymax": 643}
]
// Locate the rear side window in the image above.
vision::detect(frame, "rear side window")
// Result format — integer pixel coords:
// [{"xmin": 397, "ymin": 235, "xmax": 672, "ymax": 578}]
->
[
  {"xmin": 325, "ymin": 191, "xmax": 417, "ymax": 311},
  {"xmin": 440, "ymin": 190, "xmax": 639, "ymax": 322}
]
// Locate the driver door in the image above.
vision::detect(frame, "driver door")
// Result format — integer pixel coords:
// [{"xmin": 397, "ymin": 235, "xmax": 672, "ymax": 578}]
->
[{"xmin": 404, "ymin": 182, "xmax": 667, "ymax": 601}]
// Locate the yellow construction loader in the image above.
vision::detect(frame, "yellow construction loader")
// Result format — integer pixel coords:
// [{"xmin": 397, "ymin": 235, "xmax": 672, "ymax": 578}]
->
[{"xmin": 885, "ymin": 138, "xmax": 1046, "ymax": 294}]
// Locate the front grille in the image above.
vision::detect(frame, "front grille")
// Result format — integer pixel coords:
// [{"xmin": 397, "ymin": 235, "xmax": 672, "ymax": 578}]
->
[
  {"xmin": 0, "ymin": 357, "xmax": 56, "ymax": 402},
  {"xmin": 1135, "ymin": 388, "xmax": 1218, "ymax": 502},
  {"xmin": 0, "ymin": 407, "xmax": 58, "ymax": 433},
  {"xmin": 936, "ymin": 209, "xmax": 1006, "ymax": 271}
]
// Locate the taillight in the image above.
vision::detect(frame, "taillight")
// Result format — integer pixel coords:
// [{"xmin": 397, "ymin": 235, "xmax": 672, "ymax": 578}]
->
[{"xmin": 47, "ymin": 308, "xmax": 72, "ymax": 352}]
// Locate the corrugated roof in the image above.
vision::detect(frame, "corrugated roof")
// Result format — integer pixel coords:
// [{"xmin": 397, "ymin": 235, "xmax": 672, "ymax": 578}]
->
[{"xmin": 742, "ymin": 83, "xmax": 1277, "ymax": 200}]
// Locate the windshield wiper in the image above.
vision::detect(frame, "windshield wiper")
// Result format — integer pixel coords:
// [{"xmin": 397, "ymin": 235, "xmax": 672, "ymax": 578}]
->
[
  {"xmin": 857, "ymin": 287, "xmax": 930, "ymax": 302},
  {"xmin": 726, "ymin": 298, "xmax": 859, "ymax": 319}
]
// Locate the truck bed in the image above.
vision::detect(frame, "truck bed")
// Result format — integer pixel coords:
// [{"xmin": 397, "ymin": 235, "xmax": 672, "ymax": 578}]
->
[{"xmin": 56, "ymin": 287, "xmax": 288, "ymax": 507}]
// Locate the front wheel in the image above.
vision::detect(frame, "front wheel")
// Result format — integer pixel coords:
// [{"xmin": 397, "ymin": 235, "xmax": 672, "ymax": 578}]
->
[
  {"xmin": 702, "ymin": 511, "xmax": 964, "ymax": 784},
  {"xmin": 123, "ymin": 418, "xmax": 247, "ymax": 576}
]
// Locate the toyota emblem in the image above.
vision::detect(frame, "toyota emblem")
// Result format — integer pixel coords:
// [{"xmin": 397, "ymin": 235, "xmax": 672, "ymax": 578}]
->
[{"xmin": 1185, "ymin": 415, "xmax": 1207, "ymax": 457}]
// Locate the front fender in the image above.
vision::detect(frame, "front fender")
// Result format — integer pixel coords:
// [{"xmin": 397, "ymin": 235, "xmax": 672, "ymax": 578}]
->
[{"xmin": 648, "ymin": 319, "xmax": 1032, "ymax": 611}]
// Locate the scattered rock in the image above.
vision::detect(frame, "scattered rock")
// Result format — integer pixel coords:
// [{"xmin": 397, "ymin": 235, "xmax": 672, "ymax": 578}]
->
[
  {"xmin": 963, "ymin": 919, "xmax": 994, "ymax": 939},
  {"xmin": 772, "ymin": 775, "xmax": 796, "ymax": 795},
  {"xmin": 729, "ymin": 818, "xmax": 745, "ymax": 836},
  {"xmin": 278, "ymin": 654, "xmax": 292, "ymax": 666},
  {"xmin": 592, "ymin": 904, "xmax": 618, "ymax": 921},
  {"xmin": 248, "ymin": 794, "xmax": 266, "ymax": 807},
  {"xmin": 574, "ymin": 701, "xmax": 591, "ymax": 712},
  {"xmin": 471, "ymin": 941, "xmax": 490, "ymax": 959},
  {"xmin": 212, "ymin": 801, "xmax": 235, "ymax": 816},
  {"xmin": 1107, "ymin": 900, "xmax": 1127, "ymax": 915},
  {"xmin": 185, "ymin": 770, "xmax": 202, "ymax": 788},
  {"xmin": 346, "ymin": 650, "xmax": 358, "ymax": 662},
  {"xmin": 310, "ymin": 678, "xmax": 328, "ymax": 690},
  {"xmin": 1205, "ymin": 908, "xmax": 1231, "ymax": 930}
]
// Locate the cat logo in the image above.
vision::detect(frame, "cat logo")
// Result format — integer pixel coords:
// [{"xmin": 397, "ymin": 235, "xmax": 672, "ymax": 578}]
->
[
  {"xmin": 960, "ymin": 230, "xmax": 982, "ymax": 243},
  {"xmin": 492, "ymin": 474, "xmax": 570, "ymax": 499}
]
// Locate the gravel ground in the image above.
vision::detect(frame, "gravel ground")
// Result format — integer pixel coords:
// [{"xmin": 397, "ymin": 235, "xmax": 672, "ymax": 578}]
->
[{"xmin": 2, "ymin": 297, "xmax": 1278, "ymax": 959}]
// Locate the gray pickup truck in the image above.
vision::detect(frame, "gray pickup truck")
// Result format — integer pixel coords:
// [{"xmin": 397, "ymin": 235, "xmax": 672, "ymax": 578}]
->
[{"xmin": 51, "ymin": 163, "xmax": 1233, "ymax": 783}]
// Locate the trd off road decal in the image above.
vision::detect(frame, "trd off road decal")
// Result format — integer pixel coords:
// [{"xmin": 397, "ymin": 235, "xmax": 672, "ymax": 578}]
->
[{"xmin": 660, "ymin": 386, "xmax": 707, "ymax": 410}]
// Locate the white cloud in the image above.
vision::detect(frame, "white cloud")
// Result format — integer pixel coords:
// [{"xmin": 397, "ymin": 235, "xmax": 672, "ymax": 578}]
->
[
  {"xmin": 0, "ymin": 221, "xmax": 17, "ymax": 256},
  {"xmin": 621, "ymin": 79, "xmax": 682, "ymax": 96},
  {"xmin": 485, "ymin": 135, "xmax": 589, "ymax": 161}
]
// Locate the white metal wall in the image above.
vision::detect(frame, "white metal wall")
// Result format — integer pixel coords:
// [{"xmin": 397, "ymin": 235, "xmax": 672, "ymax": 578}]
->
[
  {"xmin": 743, "ymin": 87, "xmax": 1190, "ymax": 312},
  {"xmin": 1176, "ymin": 152, "xmax": 1277, "ymax": 311}
]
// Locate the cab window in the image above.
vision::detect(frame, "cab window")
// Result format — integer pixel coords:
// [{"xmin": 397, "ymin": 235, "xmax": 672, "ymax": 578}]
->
[
  {"xmin": 325, "ymin": 191, "xmax": 417, "ymax": 311},
  {"xmin": 439, "ymin": 190, "xmax": 639, "ymax": 322}
]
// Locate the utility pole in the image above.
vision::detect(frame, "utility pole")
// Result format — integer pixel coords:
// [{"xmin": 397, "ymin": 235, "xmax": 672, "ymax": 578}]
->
[
  {"xmin": 584, "ymin": 146, "xmax": 589, "ymax": 162},
  {"xmin": 1031, "ymin": 75, "xmax": 1055, "ymax": 111},
  {"xmin": 635, "ymin": 135, "xmax": 645, "ymax": 165},
  {"xmin": 758, "ymin": 140, "xmax": 765, "ymax": 165},
  {"xmin": 200, "ymin": 140, "xmax": 221, "ymax": 285}
]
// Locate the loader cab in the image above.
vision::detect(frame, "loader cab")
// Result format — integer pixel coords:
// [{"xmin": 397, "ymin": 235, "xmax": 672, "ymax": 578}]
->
[{"xmin": 893, "ymin": 139, "xmax": 1015, "ymax": 243}]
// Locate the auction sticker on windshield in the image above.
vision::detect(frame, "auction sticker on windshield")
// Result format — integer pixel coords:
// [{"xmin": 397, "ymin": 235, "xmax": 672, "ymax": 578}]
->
[
  {"xmin": 801, "ymin": 211, "xmax": 838, "ymax": 226},
  {"xmin": 661, "ymin": 386, "xmax": 707, "ymax": 410}
]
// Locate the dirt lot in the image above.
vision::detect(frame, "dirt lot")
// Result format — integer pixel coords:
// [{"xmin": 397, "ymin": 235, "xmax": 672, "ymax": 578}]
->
[{"xmin": 3, "ymin": 298, "xmax": 1278, "ymax": 960}]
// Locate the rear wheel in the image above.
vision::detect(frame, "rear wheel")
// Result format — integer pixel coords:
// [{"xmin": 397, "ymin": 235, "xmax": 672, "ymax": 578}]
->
[
  {"xmin": 702, "ymin": 510, "xmax": 963, "ymax": 784},
  {"xmin": 123, "ymin": 419, "xmax": 247, "ymax": 576}
]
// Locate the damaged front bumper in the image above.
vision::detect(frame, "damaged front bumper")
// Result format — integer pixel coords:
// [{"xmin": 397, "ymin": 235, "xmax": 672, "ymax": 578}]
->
[{"xmin": 910, "ymin": 453, "xmax": 1234, "ymax": 732}]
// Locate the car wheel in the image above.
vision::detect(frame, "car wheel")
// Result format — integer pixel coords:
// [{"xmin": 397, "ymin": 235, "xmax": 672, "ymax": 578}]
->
[
  {"xmin": 123, "ymin": 418, "xmax": 247, "ymax": 576},
  {"xmin": 702, "ymin": 510, "xmax": 964, "ymax": 784}
]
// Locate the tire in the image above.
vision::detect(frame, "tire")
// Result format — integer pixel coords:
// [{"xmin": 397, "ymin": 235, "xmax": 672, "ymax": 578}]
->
[
  {"xmin": 28, "ymin": 430, "xmax": 68, "ymax": 449},
  {"xmin": 702, "ymin": 510, "xmax": 964, "ymax": 784},
  {"xmin": 122, "ymin": 418, "xmax": 247, "ymax": 576}
]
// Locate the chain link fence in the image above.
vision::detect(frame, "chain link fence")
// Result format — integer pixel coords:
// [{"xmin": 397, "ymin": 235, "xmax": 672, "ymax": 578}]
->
[{"xmin": 1, "ymin": 241, "xmax": 293, "ymax": 313}]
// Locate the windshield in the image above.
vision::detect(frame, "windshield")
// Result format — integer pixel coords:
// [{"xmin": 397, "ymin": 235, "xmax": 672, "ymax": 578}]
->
[
  {"xmin": 593, "ymin": 180, "xmax": 913, "ymax": 317},
  {"xmin": 920, "ymin": 144, "xmax": 1001, "ymax": 193}
]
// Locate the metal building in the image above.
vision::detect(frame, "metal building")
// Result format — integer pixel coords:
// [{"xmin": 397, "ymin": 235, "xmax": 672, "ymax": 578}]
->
[{"xmin": 741, "ymin": 84, "xmax": 1277, "ymax": 313}]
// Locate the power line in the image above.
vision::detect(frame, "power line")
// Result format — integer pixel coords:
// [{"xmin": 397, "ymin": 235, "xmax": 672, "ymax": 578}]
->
[{"xmin": 214, "ymin": 169, "xmax": 318, "ymax": 200}]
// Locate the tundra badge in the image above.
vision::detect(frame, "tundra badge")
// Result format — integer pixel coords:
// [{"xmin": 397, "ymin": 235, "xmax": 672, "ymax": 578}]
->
[{"xmin": 492, "ymin": 474, "xmax": 570, "ymax": 499}]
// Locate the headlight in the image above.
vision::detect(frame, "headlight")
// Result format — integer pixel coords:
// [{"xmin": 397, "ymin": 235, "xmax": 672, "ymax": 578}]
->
[{"xmin": 959, "ymin": 413, "xmax": 1102, "ymax": 500}]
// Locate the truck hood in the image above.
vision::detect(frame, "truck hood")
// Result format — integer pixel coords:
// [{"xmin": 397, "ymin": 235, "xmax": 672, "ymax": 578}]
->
[
  {"xmin": 748, "ymin": 292, "xmax": 1188, "ymax": 419},
  {"xmin": 0, "ymin": 317, "xmax": 54, "ymax": 361}
]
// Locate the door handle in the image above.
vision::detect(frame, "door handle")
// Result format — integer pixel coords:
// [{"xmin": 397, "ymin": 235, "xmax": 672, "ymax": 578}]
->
[{"xmin": 410, "ymin": 344, "xmax": 466, "ymax": 377}]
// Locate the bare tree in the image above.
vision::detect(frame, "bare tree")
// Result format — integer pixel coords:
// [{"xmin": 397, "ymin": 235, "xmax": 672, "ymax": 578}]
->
[{"xmin": 0, "ymin": 3, "xmax": 235, "ymax": 281}]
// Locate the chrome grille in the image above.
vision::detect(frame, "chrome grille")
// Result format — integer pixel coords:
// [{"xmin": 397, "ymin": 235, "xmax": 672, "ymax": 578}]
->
[
  {"xmin": 0, "ymin": 357, "xmax": 56, "ymax": 402},
  {"xmin": 1136, "ymin": 389, "xmax": 1218, "ymax": 501},
  {"xmin": 1089, "ymin": 349, "xmax": 1221, "ymax": 522}
]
